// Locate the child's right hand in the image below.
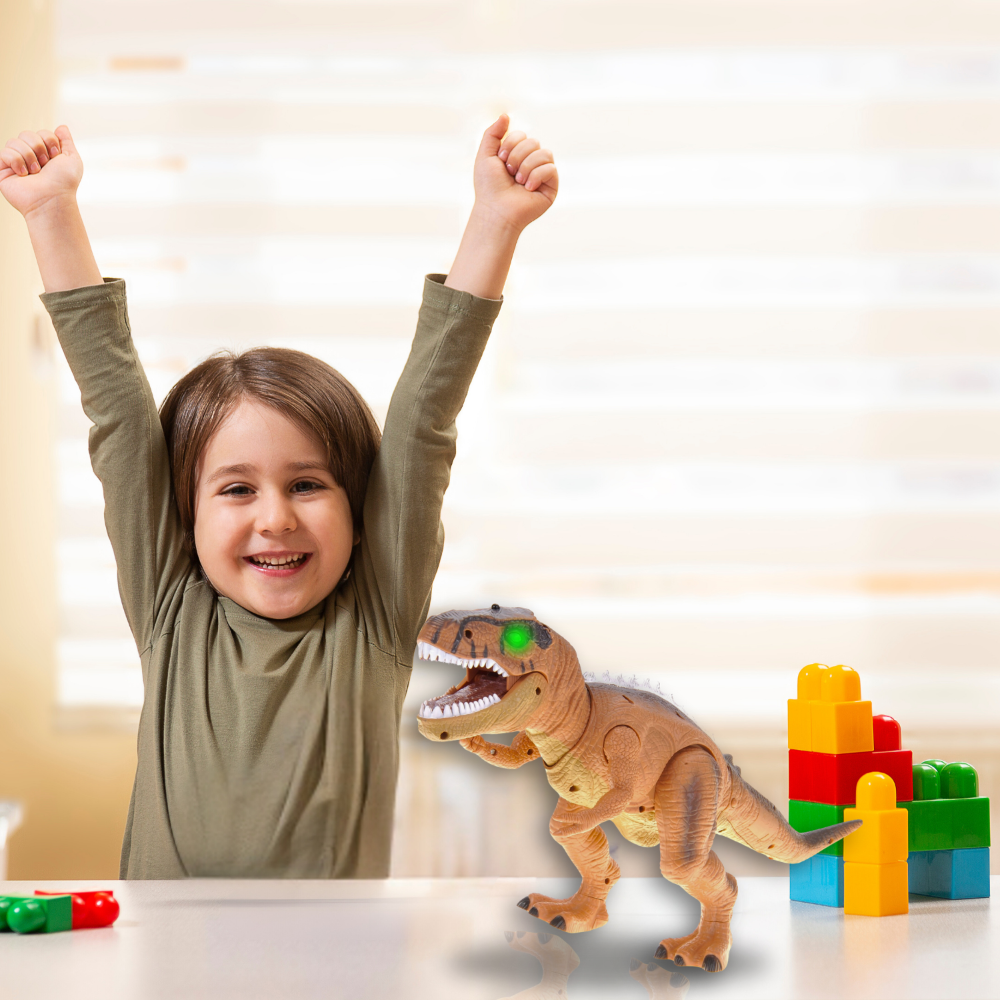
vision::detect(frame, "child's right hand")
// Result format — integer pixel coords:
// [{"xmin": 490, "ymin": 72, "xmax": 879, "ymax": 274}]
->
[{"xmin": 0, "ymin": 126, "xmax": 83, "ymax": 218}]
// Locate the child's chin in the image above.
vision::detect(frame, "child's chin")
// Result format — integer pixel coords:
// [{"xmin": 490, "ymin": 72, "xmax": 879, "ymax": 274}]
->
[{"xmin": 240, "ymin": 586, "xmax": 315, "ymax": 620}]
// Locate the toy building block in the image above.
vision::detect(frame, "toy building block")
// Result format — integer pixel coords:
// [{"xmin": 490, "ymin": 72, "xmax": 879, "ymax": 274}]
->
[
  {"xmin": 901, "ymin": 760, "xmax": 990, "ymax": 852},
  {"xmin": 788, "ymin": 746, "xmax": 913, "ymax": 805},
  {"xmin": 843, "ymin": 772, "xmax": 909, "ymax": 916},
  {"xmin": 872, "ymin": 714, "xmax": 901, "ymax": 751},
  {"xmin": 787, "ymin": 663, "xmax": 873, "ymax": 754},
  {"xmin": 789, "ymin": 800, "xmax": 850, "ymax": 856},
  {"xmin": 36, "ymin": 890, "xmax": 119, "ymax": 929},
  {"xmin": 0, "ymin": 894, "xmax": 72, "ymax": 934},
  {"xmin": 844, "ymin": 772, "xmax": 908, "ymax": 865},
  {"xmin": 789, "ymin": 853, "xmax": 844, "ymax": 907},
  {"xmin": 844, "ymin": 861, "xmax": 908, "ymax": 916},
  {"xmin": 908, "ymin": 848, "xmax": 991, "ymax": 900}
]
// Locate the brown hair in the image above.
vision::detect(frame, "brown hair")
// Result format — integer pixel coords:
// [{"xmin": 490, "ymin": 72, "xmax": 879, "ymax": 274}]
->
[{"xmin": 159, "ymin": 347, "xmax": 381, "ymax": 563}]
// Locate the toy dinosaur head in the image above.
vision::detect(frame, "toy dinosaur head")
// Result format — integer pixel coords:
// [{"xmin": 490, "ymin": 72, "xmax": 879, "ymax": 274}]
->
[{"xmin": 415, "ymin": 605, "xmax": 581, "ymax": 742}]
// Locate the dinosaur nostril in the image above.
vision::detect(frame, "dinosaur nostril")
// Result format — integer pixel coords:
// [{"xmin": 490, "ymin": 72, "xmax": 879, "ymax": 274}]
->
[{"xmin": 464, "ymin": 629, "xmax": 472, "ymax": 638}]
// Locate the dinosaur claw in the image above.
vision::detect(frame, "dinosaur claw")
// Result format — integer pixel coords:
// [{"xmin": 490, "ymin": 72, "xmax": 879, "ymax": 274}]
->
[
  {"xmin": 702, "ymin": 954, "xmax": 721, "ymax": 972},
  {"xmin": 654, "ymin": 944, "xmax": 667, "ymax": 960},
  {"xmin": 670, "ymin": 972, "xmax": 688, "ymax": 987},
  {"xmin": 630, "ymin": 958, "xmax": 641, "ymax": 971},
  {"xmin": 529, "ymin": 906, "xmax": 539, "ymax": 918},
  {"xmin": 549, "ymin": 915, "xmax": 566, "ymax": 930},
  {"xmin": 673, "ymin": 955, "xmax": 685, "ymax": 967},
  {"xmin": 517, "ymin": 897, "xmax": 530, "ymax": 910},
  {"xmin": 538, "ymin": 932, "xmax": 551, "ymax": 944},
  {"xmin": 504, "ymin": 931, "xmax": 514, "ymax": 942}
]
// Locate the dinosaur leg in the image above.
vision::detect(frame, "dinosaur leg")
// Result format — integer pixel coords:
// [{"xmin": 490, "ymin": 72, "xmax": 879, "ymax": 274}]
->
[
  {"xmin": 517, "ymin": 823, "xmax": 621, "ymax": 932},
  {"xmin": 653, "ymin": 745, "xmax": 737, "ymax": 973}
]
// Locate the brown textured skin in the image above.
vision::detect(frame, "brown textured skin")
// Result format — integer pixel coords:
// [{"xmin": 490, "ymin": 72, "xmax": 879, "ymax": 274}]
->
[{"xmin": 417, "ymin": 607, "xmax": 861, "ymax": 972}]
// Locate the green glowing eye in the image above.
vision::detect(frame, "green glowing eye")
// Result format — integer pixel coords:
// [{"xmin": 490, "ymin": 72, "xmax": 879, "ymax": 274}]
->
[{"xmin": 502, "ymin": 622, "xmax": 534, "ymax": 656}]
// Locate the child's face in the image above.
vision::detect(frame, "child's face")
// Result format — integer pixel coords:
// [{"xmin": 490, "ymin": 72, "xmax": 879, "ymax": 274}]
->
[{"xmin": 193, "ymin": 399, "xmax": 357, "ymax": 619}]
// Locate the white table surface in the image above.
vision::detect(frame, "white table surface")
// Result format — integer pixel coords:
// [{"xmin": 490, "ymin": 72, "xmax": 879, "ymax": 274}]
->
[{"xmin": 1, "ymin": 876, "xmax": 996, "ymax": 999}]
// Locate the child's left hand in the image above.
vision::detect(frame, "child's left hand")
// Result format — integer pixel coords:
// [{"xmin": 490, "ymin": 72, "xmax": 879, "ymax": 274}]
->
[{"xmin": 472, "ymin": 115, "xmax": 558, "ymax": 233}]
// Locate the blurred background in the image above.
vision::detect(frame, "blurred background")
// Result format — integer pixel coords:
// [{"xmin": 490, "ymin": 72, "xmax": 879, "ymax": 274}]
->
[{"xmin": 2, "ymin": 0, "xmax": 999, "ymax": 880}]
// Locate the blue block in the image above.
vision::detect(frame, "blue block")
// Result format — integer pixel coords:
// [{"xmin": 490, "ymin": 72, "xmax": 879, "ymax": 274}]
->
[
  {"xmin": 908, "ymin": 848, "xmax": 991, "ymax": 899},
  {"xmin": 790, "ymin": 854, "xmax": 844, "ymax": 907}
]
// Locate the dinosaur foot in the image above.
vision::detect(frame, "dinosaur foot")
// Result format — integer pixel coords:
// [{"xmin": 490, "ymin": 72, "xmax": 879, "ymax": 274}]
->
[
  {"xmin": 654, "ymin": 927, "xmax": 731, "ymax": 973},
  {"xmin": 516, "ymin": 892, "xmax": 610, "ymax": 932}
]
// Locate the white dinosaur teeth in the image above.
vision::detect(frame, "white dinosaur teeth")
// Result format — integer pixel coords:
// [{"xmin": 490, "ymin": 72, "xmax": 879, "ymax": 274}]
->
[
  {"xmin": 416, "ymin": 641, "xmax": 509, "ymax": 677},
  {"xmin": 419, "ymin": 690, "xmax": 507, "ymax": 720}
]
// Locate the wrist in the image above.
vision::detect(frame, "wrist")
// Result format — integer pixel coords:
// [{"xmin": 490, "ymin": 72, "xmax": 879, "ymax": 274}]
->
[
  {"xmin": 467, "ymin": 201, "xmax": 524, "ymax": 243},
  {"xmin": 23, "ymin": 190, "xmax": 82, "ymax": 226}
]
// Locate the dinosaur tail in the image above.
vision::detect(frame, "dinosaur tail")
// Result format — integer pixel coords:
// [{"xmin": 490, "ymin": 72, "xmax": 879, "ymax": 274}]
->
[{"xmin": 714, "ymin": 755, "xmax": 862, "ymax": 864}]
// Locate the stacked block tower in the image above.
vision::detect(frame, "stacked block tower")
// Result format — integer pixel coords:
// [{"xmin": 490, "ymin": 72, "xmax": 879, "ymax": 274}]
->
[{"xmin": 786, "ymin": 663, "xmax": 991, "ymax": 910}]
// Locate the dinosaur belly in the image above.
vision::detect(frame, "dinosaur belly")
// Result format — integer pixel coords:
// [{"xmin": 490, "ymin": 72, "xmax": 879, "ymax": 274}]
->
[{"xmin": 612, "ymin": 811, "xmax": 660, "ymax": 848}]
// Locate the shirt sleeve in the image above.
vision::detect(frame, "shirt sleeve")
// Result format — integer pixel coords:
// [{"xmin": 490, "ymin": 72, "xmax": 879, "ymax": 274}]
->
[
  {"xmin": 351, "ymin": 274, "xmax": 502, "ymax": 662},
  {"xmin": 41, "ymin": 279, "xmax": 189, "ymax": 657}
]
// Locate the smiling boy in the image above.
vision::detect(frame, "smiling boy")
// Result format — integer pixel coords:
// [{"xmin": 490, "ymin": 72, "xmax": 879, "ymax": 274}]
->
[{"xmin": 0, "ymin": 118, "xmax": 558, "ymax": 877}]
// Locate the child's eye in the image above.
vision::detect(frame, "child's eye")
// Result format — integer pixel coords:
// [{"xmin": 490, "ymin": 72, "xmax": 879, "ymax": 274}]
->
[
  {"xmin": 291, "ymin": 480, "xmax": 325, "ymax": 494},
  {"xmin": 221, "ymin": 484, "xmax": 253, "ymax": 497}
]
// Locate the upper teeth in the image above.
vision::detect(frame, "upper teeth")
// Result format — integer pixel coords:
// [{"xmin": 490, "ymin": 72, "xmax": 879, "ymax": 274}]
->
[
  {"xmin": 415, "ymin": 641, "xmax": 509, "ymax": 677},
  {"xmin": 418, "ymin": 693, "xmax": 502, "ymax": 719},
  {"xmin": 252, "ymin": 554, "xmax": 303, "ymax": 566}
]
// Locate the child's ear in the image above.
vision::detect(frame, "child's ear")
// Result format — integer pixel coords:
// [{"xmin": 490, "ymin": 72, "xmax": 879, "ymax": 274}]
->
[{"xmin": 353, "ymin": 530, "xmax": 361, "ymax": 546}]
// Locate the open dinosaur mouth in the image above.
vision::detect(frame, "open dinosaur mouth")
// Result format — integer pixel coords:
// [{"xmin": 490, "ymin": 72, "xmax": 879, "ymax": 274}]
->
[{"xmin": 416, "ymin": 640, "xmax": 509, "ymax": 719}]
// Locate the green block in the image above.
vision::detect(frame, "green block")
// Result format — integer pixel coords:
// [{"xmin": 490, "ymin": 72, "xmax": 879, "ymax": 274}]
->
[
  {"xmin": 901, "ymin": 798, "xmax": 991, "ymax": 851},
  {"xmin": 941, "ymin": 762, "xmax": 979, "ymax": 799},
  {"xmin": 0, "ymin": 895, "xmax": 72, "ymax": 934},
  {"xmin": 789, "ymin": 800, "xmax": 850, "ymax": 856},
  {"xmin": 912, "ymin": 762, "xmax": 941, "ymax": 800}
]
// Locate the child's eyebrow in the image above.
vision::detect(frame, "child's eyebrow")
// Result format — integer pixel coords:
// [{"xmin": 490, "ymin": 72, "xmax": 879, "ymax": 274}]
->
[
  {"xmin": 206, "ymin": 462, "xmax": 256, "ymax": 484},
  {"xmin": 205, "ymin": 461, "xmax": 330, "ymax": 484},
  {"xmin": 286, "ymin": 462, "xmax": 330, "ymax": 474}
]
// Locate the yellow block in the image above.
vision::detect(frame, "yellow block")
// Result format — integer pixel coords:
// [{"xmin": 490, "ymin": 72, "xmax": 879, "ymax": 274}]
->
[
  {"xmin": 787, "ymin": 663, "xmax": 874, "ymax": 753},
  {"xmin": 787, "ymin": 662, "xmax": 823, "ymax": 750},
  {"xmin": 844, "ymin": 772, "xmax": 908, "ymax": 864},
  {"xmin": 844, "ymin": 860, "xmax": 909, "ymax": 916}
]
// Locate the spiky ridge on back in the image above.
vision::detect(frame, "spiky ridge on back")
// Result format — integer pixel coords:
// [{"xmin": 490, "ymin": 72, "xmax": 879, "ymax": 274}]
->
[{"xmin": 582, "ymin": 670, "xmax": 671, "ymax": 701}]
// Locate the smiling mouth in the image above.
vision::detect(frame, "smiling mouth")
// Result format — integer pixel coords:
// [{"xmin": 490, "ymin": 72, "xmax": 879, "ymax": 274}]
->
[
  {"xmin": 416, "ymin": 640, "xmax": 510, "ymax": 719},
  {"xmin": 244, "ymin": 553, "xmax": 311, "ymax": 574}
]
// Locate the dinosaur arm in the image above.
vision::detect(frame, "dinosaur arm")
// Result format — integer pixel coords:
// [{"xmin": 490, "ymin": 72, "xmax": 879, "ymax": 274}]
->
[
  {"xmin": 459, "ymin": 731, "xmax": 540, "ymax": 769},
  {"xmin": 549, "ymin": 726, "xmax": 640, "ymax": 839}
]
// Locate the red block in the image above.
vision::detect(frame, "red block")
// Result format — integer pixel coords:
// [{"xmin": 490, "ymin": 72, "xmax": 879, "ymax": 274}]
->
[
  {"xmin": 788, "ymin": 748, "xmax": 913, "ymax": 805},
  {"xmin": 35, "ymin": 890, "xmax": 119, "ymax": 929},
  {"xmin": 873, "ymin": 714, "xmax": 902, "ymax": 751}
]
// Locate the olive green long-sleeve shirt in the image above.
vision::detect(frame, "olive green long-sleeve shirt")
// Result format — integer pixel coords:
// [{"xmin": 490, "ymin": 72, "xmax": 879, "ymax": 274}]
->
[{"xmin": 42, "ymin": 275, "xmax": 501, "ymax": 878}]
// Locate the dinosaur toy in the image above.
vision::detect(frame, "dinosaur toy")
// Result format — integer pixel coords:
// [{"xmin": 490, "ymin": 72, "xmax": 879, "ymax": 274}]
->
[{"xmin": 416, "ymin": 606, "xmax": 862, "ymax": 972}]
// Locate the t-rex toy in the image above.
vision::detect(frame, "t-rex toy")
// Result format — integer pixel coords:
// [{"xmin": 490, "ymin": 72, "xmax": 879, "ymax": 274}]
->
[{"xmin": 416, "ymin": 605, "xmax": 862, "ymax": 973}]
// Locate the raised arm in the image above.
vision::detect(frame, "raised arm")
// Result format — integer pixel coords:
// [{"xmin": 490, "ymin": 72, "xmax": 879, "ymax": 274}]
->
[
  {"xmin": 351, "ymin": 116, "xmax": 558, "ymax": 658},
  {"xmin": 0, "ymin": 126, "xmax": 102, "ymax": 292},
  {"xmin": 444, "ymin": 114, "xmax": 559, "ymax": 299},
  {"xmin": 2, "ymin": 127, "xmax": 188, "ymax": 657}
]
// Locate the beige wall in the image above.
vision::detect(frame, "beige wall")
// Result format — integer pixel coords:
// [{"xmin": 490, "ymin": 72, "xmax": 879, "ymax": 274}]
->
[{"xmin": 0, "ymin": 0, "xmax": 134, "ymax": 878}]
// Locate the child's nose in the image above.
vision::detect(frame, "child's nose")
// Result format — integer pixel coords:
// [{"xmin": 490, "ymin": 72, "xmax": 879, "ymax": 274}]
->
[{"xmin": 257, "ymin": 494, "xmax": 297, "ymax": 534}]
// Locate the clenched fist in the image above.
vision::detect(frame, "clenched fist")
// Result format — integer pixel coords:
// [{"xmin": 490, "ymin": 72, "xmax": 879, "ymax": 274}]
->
[
  {"xmin": 472, "ymin": 114, "xmax": 558, "ymax": 233},
  {"xmin": 0, "ymin": 125, "xmax": 83, "ymax": 218}
]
